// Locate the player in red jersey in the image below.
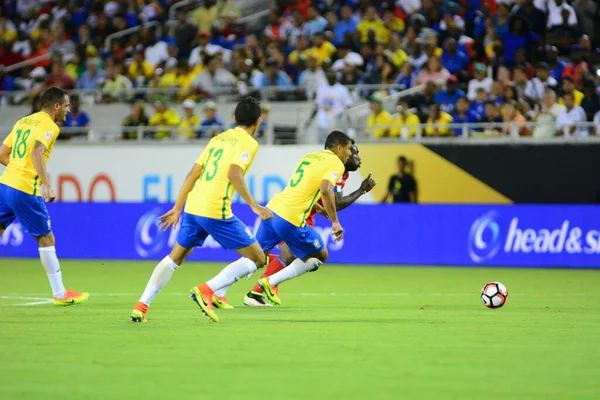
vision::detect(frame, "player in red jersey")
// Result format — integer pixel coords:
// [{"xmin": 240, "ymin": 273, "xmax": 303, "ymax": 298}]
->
[{"xmin": 239, "ymin": 143, "xmax": 376, "ymax": 306}]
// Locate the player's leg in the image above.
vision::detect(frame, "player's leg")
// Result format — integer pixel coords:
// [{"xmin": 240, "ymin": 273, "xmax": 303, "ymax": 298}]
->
[
  {"xmin": 245, "ymin": 243, "xmax": 295, "ymax": 306},
  {"xmin": 131, "ymin": 213, "xmax": 202, "ymax": 322},
  {"xmin": 258, "ymin": 217, "xmax": 328, "ymax": 305},
  {"xmin": 8, "ymin": 187, "xmax": 89, "ymax": 306},
  {"xmin": 195, "ymin": 217, "xmax": 281, "ymax": 315}
]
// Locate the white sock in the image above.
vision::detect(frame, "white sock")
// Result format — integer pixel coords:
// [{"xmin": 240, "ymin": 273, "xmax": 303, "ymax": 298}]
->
[
  {"xmin": 139, "ymin": 256, "xmax": 179, "ymax": 306},
  {"xmin": 39, "ymin": 246, "xmax": 66, "ymax": 299},
  {"xmin": 213, "ymin": 285, "xmax": 231, "ymax": 297},
  {"xmin": 269, "ymin": 258, "xmax": 323, "ymax": 287},
  {"xmin": 206, "ymin": 257, "xmax": 257, "ymax": 292}
]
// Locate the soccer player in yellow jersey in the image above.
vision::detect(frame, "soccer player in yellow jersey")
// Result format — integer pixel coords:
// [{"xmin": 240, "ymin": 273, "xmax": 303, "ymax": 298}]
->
[
  {"xmin": 196, "ymin": 131, "xmax": 353, "ymax": 320},
  {"xmin": 130, "ymin": 97, "xmax": 273, "ymax": 323},
  {"xmin": 0, "ymin": 87, "xmax": 89, "ymax": 305}
]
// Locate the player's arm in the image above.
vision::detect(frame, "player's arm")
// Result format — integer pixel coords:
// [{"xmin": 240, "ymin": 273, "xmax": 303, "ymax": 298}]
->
[
  {"xmin": 335, "ymin": 173, "xmax": 377, "ymax": 211},
  {"xmin": 320, "ymin": 179, "xmax": 343, "ymax": 242},
  {"xmin": 0, "ymin": 144, "xmax": 10, "ymax": 166},
  {"xmin": 31, "ymin": 141, "xmax": 55, "ymax": 202},
  {"xmin": 228, "ymin": 164, "xmax": 273, "ymax": 220},
  {"xmin": 158, "ymin": 163, "xmax": 203, "ymax": 231}
]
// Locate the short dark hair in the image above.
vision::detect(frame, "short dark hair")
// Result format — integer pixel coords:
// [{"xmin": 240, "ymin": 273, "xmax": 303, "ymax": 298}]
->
[
  {"xmin": 234, "ymin": 96, "xmax": 261, "ymax": 127},
  {"xmin": 398, "ymin": 156, "xmax": 407, "ymax": 163},
  {"xmin": 40, "ymin": 87, "xmax": 68, "ymax": 109},
  {"xmin": 485, "ymin": 100, "xmax": 497, "ymax": 107},
  {"xmin": 563, "ymin": 91, "xmax": 574, "ymax": 99},
  {"xmin": 324, "ymin": 130, "xmax": 352, "ymax": 150},
  {"xmin": 563, "ymin": 76, "xmax": 574, "ymax": 83}
]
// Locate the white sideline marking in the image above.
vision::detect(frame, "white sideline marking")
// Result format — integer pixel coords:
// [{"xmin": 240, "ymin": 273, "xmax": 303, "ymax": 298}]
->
[{"xmin": 0, "ymin": 296, "xmax": 54, "ymax": 307}]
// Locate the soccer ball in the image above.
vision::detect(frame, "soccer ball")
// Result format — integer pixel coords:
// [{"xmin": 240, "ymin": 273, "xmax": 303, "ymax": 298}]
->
[{"xmin": 480, "ymin": 282, "xmax": 508, "ymax": 308}]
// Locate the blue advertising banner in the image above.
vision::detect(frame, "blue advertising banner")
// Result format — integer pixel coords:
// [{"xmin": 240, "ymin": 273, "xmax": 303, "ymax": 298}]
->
[{"xmin": 1, "ymin": 203, "xmax": 599, "ymax": 268}]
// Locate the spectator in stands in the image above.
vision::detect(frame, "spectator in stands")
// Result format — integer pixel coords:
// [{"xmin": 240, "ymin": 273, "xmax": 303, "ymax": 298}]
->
[
  {"xmin": 413, "ymin": 81, "xmax": 437, "ymax": 119},
  {"xmin": 189, "ymin": 31, "xmax": 232, "ymax": 67},
  {"xmin": 178, "ymin": 99, "xmax": 201, "ymax": 138},
  {"xmin": 494, "ymin": 3, "xmax": 512, "ymax": 38},
  {"xmin": 573, "ymin": 0, "xmax": 597, "ymax": 38},
  {"xmin": 392, "ymin": 62, "xmax": 416, "ymax": 92},
  {"xmin": 357, "ymin": 6, "xmax": 387, "ymax": 44},
  {"xmin": 192, "ymin": 0, "xmax": 218, "ymax": 33},
  {"xmin": 503, "ymin": 100, "xmax": 531, "ymax": 136},
  {"xmin": 407, "ymin": 41, "xmax": 428, "ymax": 72},
  {"xmin": 524, "ymin": 62, "xmax": 558, "ymax": 104},
  {"xmin": 198, "ymin": 101, "xmax": 225, "ymax": 138},
  {"xmin": 532, "ymin": 88, "xmax": 566, "ymax": 138},
  {"xmin": 142, "ymin": 28, "xmax": 169, "ymax": 67},
  {"xmin": 287, "ymin": 8, "xmax": 306, "ymax": 49},
  {"xmin": 310, "ymin": 32, "xmax": 336, "ymax": 66},
  {"xmin": 440, "ymin": 39, "xmax": 469, "ymax": 77},
  {"xmin": 265, "ymin": 9, "xmax": 292, "ymax": 44},
  {"xmin": 258, "ymin": 58, "xmax": 292, "ymax": 88},
  {"xmin": 45, "ymin": 61, "xmax": 76, "ymax": 90},
  {"xmin": 556, "ymin": 92, "xmax": 588, "ymax": 136},
  {"xmin": 101, "ymin": 61, "xmax": 133, "ymax": 103},
  {"xmin": 434, "ymin": 76, "xmax": 465, "ymax": 114},
  {"xmin": 581, "ymin": 79, "xmax": 600, "ymax": 121},
  {"xmin": 174, "ymin": 10, "xmax": 198, "ymax": 59},
  {"xmin": 415, "ymin": 56, "xmax": 450, "ymax": 86},
  {"xmin": 339, "ymin": 55, "xmax": 364, "ymax": 86},
  {"xmin": 514, "ymin": 0, "xmax": 547, "ymax": 36},
  {"xmin": 298, "ymin": 54, "xmax": 326, "ymax": 100},
  {"xmin": 594, "ymin": 110, "xmax": 600, "ymax": 135},
  {"xmin": 547, "ymin": 0, "xmax": 578, "ymax": 30},
  {"xmin": 453, "ymin": 96, "xmax": 480, "ymax": 136},
  {"xmin": 490, "ymin": 80, "xmax": 505, "ymax": 105},
  {"xmin": 467, "ymin": 63, "xmax": 492, "ymax": 101},
  {"xmin": 392, "ymin": 98, "xmax": 420, "ymax": 138},
  {"xmin": 128, "ymin": 48, "xmax": 155, "ymax": 87},
  {"xmin": 63, "ymin": 94, "xmax": 91, "ymax": 139},
  {"xmin": 502, "ymin": 15, "xmax": 539, "ymax": 67},
  {"xmin": 333, "ymin": 5, "xmax": 359, "ymax": 46},
  {"xmin": 49, "ymin": 24, "xmax": 75, "ymax": 55},
  {"xmin": 122, "ymin": 101, "xmax": 150, "ymax": 140},
  {"xmin": 469, "ymin": 88, "xmax": 490, "ymax": 118},
  {"xmin": 0, "ymin": 66, "xmax": 15, "ymax": 95},
  {"xmin": 512, "ymin": 66, "xmax": 530, "ymax": 100},
  {"xmin": 149, "ymin": 100, "xmax": 180, "ymax": 139},
  {"xmin": 481, "ymin": 100, "xmax": 504, "ymax": 135},
  {"xmin": 381, "ymin": 156, "xmax": 417, "ymax": 203},
  {"xmin": 191, "ymin": 54, "xmax": 237, "ymax": 97},
  {"xmin": 77, "ymin": 57, "xmax": 105, "ymax": 90},
  {"xmin": 366, "ymin": 96, "xmax": 394, "ymax": 139},
  {"xmin": 562, "ymin": 45, "xmax": 588, "ymax": 85},
  {"xmin": 425, "ymin": 103, "xmax": 454, "ymax": 137},
  {"xmin": 560, "ymin": 76, "xmax": 584, "ymax": 106},
  {"xmin": 304, "ymin": 5, "xmax": 327, "ymax": 39}
]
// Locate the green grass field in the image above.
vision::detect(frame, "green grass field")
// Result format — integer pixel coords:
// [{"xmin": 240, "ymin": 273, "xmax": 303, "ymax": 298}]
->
[{"xmin": 1, "ymin": 259, "xmax": 599, "ymax": 400}]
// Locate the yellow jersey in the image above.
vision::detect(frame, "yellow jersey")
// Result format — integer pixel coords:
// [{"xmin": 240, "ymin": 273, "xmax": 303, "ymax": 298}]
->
[
  {"xmin": 178, "ymin": 115, "xmax": 201, "ymax": 138},
  {"xmin": 357, "ymin": 19, "xmax": 389, "ymax": 43},
  {"xmin": 425, "ymin": 112, "xmax": 454, "ymax": 136},
  {"xmin": 558, "ymin": 90, "xmax": 584, "ymax": 107},
  {"xmin": 185, "ymin": 127, "xmax": 259, "ymax": 219},
  {"xmin": 366, "ymin": 110, "xmax": 394, "ymax": 138},
  {"xmin": 267, "ymin": 150, "xmax": 345, "ymax": 227},
  {"xmin": 0, "ymin": 112, "xmax": 60, "ymax": 196},
  {"xmin": 392, "ymin": 113, "xmax": 421, "ymax": 137}
]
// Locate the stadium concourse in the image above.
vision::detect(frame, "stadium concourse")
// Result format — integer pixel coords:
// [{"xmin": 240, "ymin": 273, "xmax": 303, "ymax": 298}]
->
[{"xmin": 1, "ymin": 0, "xmax": 600, "ymax": 139}]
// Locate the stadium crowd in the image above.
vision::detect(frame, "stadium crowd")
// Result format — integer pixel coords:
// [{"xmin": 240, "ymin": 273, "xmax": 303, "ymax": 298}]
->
[{"xmin": 0, "ymin": 0, "xmax": 600, "ymax": 139}]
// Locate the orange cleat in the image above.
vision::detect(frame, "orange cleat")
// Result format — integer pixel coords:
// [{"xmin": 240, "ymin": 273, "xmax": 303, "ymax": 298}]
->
[{"xmin": 53, "ymin": 289, "xmax": 89, "ymax": 306}]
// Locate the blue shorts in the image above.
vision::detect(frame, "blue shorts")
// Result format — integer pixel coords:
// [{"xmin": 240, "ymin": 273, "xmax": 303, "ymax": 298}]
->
[
  {"xmin": 0, "ymin": 183, "xmax": 51, "ymax": 237},
  {"xmin": 256, "ymin": 213, "xmax": 324, "ymax": 259},
  {"xmin": 176, "ymin": 212, "xmax": 256, "ymax": 250}
]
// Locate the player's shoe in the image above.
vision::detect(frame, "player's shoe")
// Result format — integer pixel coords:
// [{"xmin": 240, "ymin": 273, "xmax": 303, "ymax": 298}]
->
[
  {"xmin": 190, "ymin": 285, "xmax": 219, "ymax": 322},
  {"xmin": 243, "ymin": 291, "xmax": 272, "ymax": 307},
  {"xmin": 130, "ymin": 309, "xmax": 147, "ymax": 323},
  {"xmin": 53, "ymin": 289, "xmax": 89, "ymax": 306},
  {"xmin": 212, "ymin": 295, "xmax": 234, "ymax": 309},
  {"xmin": 257, "ymin": 278, "xmax": 281, "ymax": 305}
]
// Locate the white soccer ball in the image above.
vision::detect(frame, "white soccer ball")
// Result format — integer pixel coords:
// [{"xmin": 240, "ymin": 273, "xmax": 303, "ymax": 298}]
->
[{"xmin": 480, "ymin": 282, "xmax": 508, "ymax": 309}]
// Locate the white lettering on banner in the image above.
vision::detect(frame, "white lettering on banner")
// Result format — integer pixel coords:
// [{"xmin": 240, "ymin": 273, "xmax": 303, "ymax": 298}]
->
[
  {"xmin": 134, "ymin": 211, "xmax": 344, "ymax": 258},
  {"xmin": 0, "ymin": 223, "xmax": 24, "ymax": 246},
  {"xmin": 42, "ymin": 146, "xmax": 371, "ymax": 203},
  {"xmin": 469, "ymin": 213, "xmax": 600, "ymax": 263}
]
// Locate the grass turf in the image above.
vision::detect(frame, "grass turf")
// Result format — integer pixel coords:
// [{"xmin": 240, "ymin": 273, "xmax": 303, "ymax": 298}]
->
[{"xmin": 0, "ymin": 259, "xmax": 599, "ymax": 400}]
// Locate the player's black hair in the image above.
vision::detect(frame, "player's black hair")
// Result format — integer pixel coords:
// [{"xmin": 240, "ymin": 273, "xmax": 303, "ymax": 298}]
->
[
  {"xmin": 398, "ymin": 156, "xmax": 407, "ymax": 163},
  {"xmin": 324, "ymin": 130, "xmax": 352, "ymax": 150},
  {"xmin": 234, "ymin": 96, "xmax": 262, "ymax": 127},
  {"xmin": 40, "ymin": 87, "xmax": 68, "ymax": 109}
]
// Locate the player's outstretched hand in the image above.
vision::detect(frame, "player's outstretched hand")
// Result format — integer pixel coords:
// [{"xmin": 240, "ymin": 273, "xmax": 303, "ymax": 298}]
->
[
  {"xmin": 252, "ymin": 205, "xmax": 274, "ymax": 221},
  {"xmin": 43, "ymin": 185, "xmax": 56, "ymax": 203},
  {"xmin": 360, "ymin": 172, "xmax": 377, "ymax": 193},
  {"xmin": 331, "ymin": 221, "xmax": 344, "ymax": 242},
  {"xmin": 158, "ymin": 208, "xmax": 181, "ymax": 232}
]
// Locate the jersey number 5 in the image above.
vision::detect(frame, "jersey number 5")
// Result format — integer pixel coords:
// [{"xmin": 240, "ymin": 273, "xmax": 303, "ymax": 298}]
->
[
  {"xmin": 290, "ymin": 161, "xmax": 311, "ymax": 187},
  {"xmin": 11, "ymin": 129, "xmax": 31, "ymax": 159},
  {"xmin": 199, "ymin": 147, "xmax": 224, "ymax": 181}
]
